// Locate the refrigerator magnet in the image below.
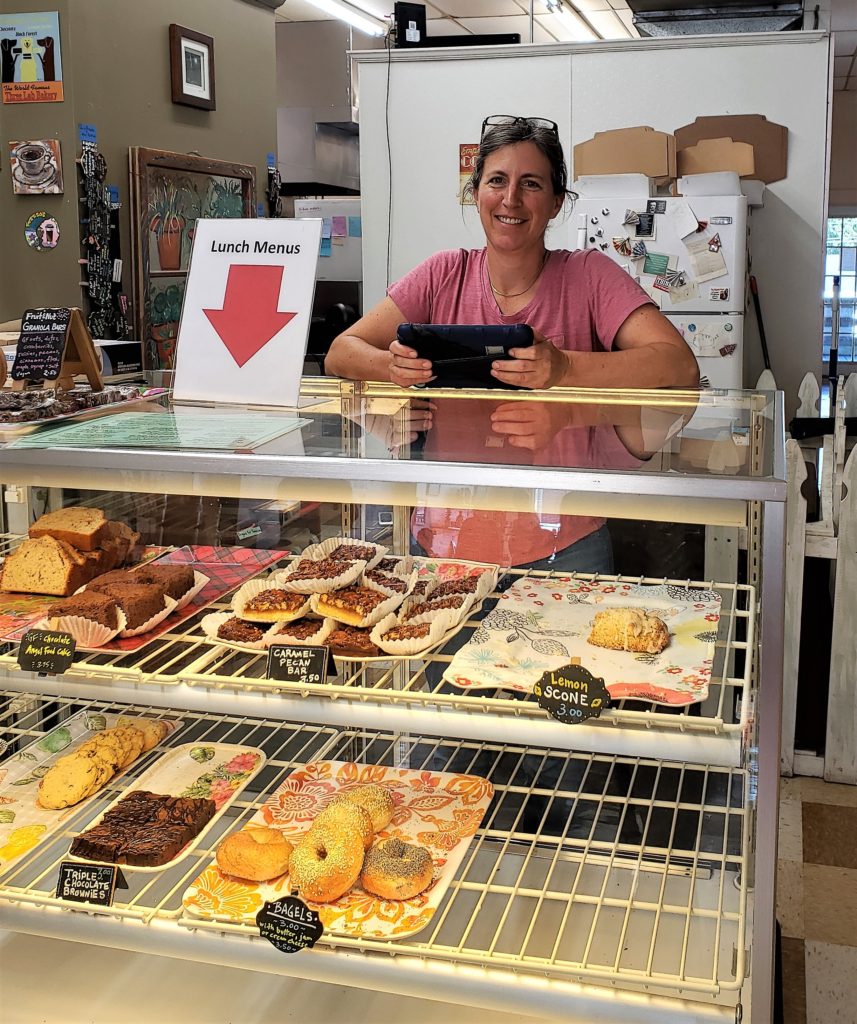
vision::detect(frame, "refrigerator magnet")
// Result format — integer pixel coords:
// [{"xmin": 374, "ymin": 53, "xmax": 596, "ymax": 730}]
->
[
  {"xmin": 634, "ymin": 213, "xmax": 656, "ymax": 239},
  {"xmin": 708, "ymin": 233, "xmax": 722, "ymax": 253},
  {"xmin": 612, "ymin": 236, "xmax": 632, "ymax": 257},
  {"xmin": 642, "ymin": 251, "xmax": 670, "ymax": 276},
  {"xmin": 710, "ymin": 287, "xmax": 730, "ymax": 301}
]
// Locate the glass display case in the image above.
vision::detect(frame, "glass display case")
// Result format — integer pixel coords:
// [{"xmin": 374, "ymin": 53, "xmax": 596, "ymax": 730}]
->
[{"xmin": 0, "ymin": 380, "xmax": 785, "ymax": 1023}]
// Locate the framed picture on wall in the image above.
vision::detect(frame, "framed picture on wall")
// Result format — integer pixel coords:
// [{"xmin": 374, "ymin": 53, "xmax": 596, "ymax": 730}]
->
[
  {"xmin": 169, "ymin": 24, "xmax": 215, "ymax": 110},
  {"xmin": 129, "ymin": 147, "xmax": 256, "ymax": 372}
]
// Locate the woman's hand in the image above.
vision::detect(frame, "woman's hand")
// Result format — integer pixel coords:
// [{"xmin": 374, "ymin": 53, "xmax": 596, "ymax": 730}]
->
[
  {"xmin": 389, "ymin": 339, "xmax": 435, "ymax": 388},
  {"xmin": 489, "ymin": 401, "xmax": 567, "ymax": 450},
  {"xmin": 489, "ymin": 332, "xmax": 569, "ymax": 390}
]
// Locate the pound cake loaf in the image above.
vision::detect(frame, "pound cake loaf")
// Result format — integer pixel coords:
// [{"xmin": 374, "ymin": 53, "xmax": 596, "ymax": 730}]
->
[
  {"xmin": 29, "ymin": 507, "xmax": 108, "ymax": 551},
  {"xmin": 1, "ymin": 536, "xmax": 91, "ymax": 596}
]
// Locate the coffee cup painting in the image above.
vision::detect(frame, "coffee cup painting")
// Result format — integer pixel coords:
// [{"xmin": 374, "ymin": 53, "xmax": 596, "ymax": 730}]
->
[{"xmin": 9, "ymin": 139, "xmax": 63, "ymax": 195}]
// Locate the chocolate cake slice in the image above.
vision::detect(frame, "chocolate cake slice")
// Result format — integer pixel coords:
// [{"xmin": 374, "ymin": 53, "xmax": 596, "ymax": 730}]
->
[
  {"xmin": 85, "ymin": 581, "xmax": 167, "ymax": 629},
  {"xmin": 134, "ymin": 564, "xmax": 196, "ymax": 601},
  {"xmin": 48, "ymin": 590, "xmax": 119, "ymax": 629}
]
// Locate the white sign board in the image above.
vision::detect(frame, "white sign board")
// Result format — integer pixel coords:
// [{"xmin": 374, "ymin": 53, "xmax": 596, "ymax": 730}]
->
[{"xmin": 173, "ymin": 218, "xmax": 322, "ymax": 407}]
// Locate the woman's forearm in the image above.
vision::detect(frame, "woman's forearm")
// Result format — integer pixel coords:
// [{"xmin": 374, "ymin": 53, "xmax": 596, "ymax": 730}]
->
[
  {"xmin": 561, "ymin": 343, "xmax": 700, "ymax": 389},
  {"xmin": 325, "ymin": 334, "xmax": 393, "ymax": 381}
]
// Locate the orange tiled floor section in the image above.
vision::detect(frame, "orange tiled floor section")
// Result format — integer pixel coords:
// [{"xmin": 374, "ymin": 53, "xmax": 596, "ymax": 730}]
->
[{"xmin": 777, "ymin": 776, "xmax": 857, "ymax": 1023}]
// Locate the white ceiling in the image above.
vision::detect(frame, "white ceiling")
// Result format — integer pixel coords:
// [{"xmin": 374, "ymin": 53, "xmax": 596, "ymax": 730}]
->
[{"xmin": 275, "ymin": 0, "xmax": 857, "ymax": 90}]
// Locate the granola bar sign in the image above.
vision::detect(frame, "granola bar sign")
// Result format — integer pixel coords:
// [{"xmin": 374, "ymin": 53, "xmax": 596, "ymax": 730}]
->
[{"xmin": 533, "ymin": 662, "xmax": 610, "ymax": 724}]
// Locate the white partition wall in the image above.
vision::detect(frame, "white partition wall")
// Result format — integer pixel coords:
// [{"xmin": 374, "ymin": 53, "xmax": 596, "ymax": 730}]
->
[{"xmin": 355, "ymin": 31, "xmax": 831, "ymax": 416}]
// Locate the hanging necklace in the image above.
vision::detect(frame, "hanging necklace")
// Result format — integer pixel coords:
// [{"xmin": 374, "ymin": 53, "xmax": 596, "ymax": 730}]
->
[{"xmin": 487, "ymin": 249, "xmax": 549, "ymax": 299}]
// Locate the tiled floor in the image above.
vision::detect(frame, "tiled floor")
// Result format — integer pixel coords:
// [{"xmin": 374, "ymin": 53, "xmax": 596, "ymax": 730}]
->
[{"xmin": 778, "ymin": 775, "xmax": 857, "ymax": 1023}]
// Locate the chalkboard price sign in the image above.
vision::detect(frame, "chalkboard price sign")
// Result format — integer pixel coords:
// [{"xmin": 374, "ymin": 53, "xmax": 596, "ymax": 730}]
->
[
  {"xmin": 17, "ymin": 628, "xmax": 76, "ymax": 676},
  {"xmin": 267, "ymin": 643, "xmax": 330, "ymax": 685},
  {"xmin": 256, "ymin": 896, "xmax": 323, "ymax": 954},
  {"xmin": 533, "ymin": 662, "xmax": 611, "ymax": 725},
  {"xmin": 56, "ymin": 862, "xmax": 118, "ymax": 906},
  {"xmin": 11, "ymin": 307, "xmax": 71, "ymax": 382}
]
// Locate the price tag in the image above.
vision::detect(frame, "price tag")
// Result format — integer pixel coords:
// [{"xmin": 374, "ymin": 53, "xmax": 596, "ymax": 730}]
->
[
  {"xmin": 17, "ymin": 629, "xmax": 76, "ymax": 676},
  {"xmin": 267, "ymin": 643, "xmax": 330, "ymax": 685},
  {"xmin": 533, "ymin": 662, "xmax": 610, "ymax": 725},
  {"xmin": 256, "ymin": 896, "xmax": 323, "ymax": 953},
  {"xmin": 56, "ymin": 862, "xmax": 117, "ymax": 906}
]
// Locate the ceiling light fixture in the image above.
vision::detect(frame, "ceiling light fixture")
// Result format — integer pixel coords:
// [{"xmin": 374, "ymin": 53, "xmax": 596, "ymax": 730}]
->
[
  {"xmin": 303, "ymin": 0, "xmax": 388, "ymax": 36},
  {"xmin": 543, "ymin": 0, "xmax": 598, "ymax": 42}
]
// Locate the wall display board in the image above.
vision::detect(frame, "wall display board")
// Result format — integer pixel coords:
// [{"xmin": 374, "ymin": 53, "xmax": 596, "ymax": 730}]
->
[{"xmin": 129, "ymin": 148, "xmax": 256, "ymax": 372}]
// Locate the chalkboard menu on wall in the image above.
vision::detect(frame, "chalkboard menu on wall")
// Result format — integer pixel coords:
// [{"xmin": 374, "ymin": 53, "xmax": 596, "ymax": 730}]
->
[{"xmin": 11, "ymin": 308, "xmax": 71, "ymax": 382}]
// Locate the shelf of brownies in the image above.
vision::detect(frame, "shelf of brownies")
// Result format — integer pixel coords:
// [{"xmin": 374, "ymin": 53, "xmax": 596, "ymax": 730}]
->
[
  {"xmin": 0, "ymin": 506, "xmax": 205, "ymax": 648},
  {"xmin": 200, "ymin": 539, "xmax": 498, "ymax": 660}
]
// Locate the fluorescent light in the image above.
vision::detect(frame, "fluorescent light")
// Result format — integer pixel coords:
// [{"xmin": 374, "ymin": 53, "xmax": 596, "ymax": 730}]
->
[
  {"xmin": 586, "ymin": 9, "xmax": 632, "ymax": 39},
  {"xmin": 543, "ymin": 0, "xmax": 597, "ymax": 41},
  {"xmin": 303, "ymin": 0, "xmax": 387, "ymax": 36}
]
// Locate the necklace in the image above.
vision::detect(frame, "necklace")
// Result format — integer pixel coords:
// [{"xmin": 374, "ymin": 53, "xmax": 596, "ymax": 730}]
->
[{"xmin": 487, "ymin": 250, "xmax": 549, "ymax": 298}]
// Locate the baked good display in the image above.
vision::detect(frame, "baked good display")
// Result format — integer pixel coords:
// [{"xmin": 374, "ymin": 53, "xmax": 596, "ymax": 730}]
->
[
  {"xmin": 216, "ymin": 826, "xmax": 293, "ymax": 882},
  {"xmin": 85, "ymin": 581, "xmax": 167, "ymax": 630},
  {"xmin": 311, "ymin": 800, "xmax": 374, "ymax": 851},
  {"xmin": 0, "ymin": 384, "xmax": 144, "ymax": 425},
  {"xmin": 47, "ymin": 590, "xmax": 120, "ymax": 630},
  {"xmin": 360, "ymin": 838, "xmax": 433, "ymax": 900},
  {"xmin": 401, "ymin": 595, "xmax": 469, "ymax": 622},
  {"xmin": 240, "ymin": 589, "xmax": 307, "ymax": 623},
  {"xmin": 326, "ymin": 543, "xmax": 378, "ymax": 563},
  {"xmin": 289, "ymin": 820, "xmax": 365, "ymax": 903},
  {"xmin": 29, "ymin": 507, "xmax": 108, "ymax": 551},
  {"xmin": 216, "ymin": 618, "xmax": 267, "ymax": 644},
  {"xmin": 116, "ymin": 716, "xmax": 169, "ymax": 751},
  {"xmin": 133, "ymin": 564, "xmax": 195, "ymax": 601},
  {"xmin": 69, "ymin": 790, "xmax": 216, "ymax": 867},
  {"xmin": 327, "ymin": 625, "xmax": 379, "ymax": 657},
  {"xmin": 1, "ymin": 536, "xmax": 92, "ymax": 596},
  {"xmin": 315, "ymin": 585, "xmax": 388, "ymax": 626},
  {"xmin": 333, "ymin": 784, "xmax": 395, "ymax": 832},
  {"xmin": 587, "ymin": 608, "xmax": 670, "ymax": 654},
  {"xmin": 364, "ymin": 569, "xmax": 409, "ymax": 594}
]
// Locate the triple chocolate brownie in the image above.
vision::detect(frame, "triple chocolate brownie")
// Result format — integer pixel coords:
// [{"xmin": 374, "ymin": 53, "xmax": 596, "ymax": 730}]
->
[{"xmin": 70, "ymin": 790, "xmax": 216, "ymax": 867}]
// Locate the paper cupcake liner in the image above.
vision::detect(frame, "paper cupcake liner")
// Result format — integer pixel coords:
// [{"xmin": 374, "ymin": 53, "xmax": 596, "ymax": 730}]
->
[
  {"xmin": 118, "ymin": 594, "xmax": 178, "ymax": 638},
  {"xmin": 360, "ymin": 565, "xmax": 419, "ymax": 600},
  {"xmin": 172, "ymin": 570, "xmax": 210, "ymax": 611},
  {"xmin": 37, "ymin": 608, "xmax": 128, "ymax": 649},
  {"xmin": 273, "ymin": 557, "xmax": 367, "ymax": 595},
  {"xmin": 231, "ymin": 577, "xmax": 311, "ymax": 623},
  {"xmin": 201, "ymin": 611, "xmax": 278, "ymax": 651},
  {"xmin": 300, "ymin": 536, "xmax": 388, "ymax": 571},
  {"xmin": 266, "ymin": 616, "xmax": 335, "ymax": 647},
  {"xmin": 473, "ymin": 567, "xmax": 499, "ymax": 602},
  {"xmin": 310, "ymin": 587, "xmax": 405, "ymax": 629},
  {"xmin": 375, "ymin": 555, "xmax": 415, "ymax": 575},
  {"xmin": 370, "ymin": 609, "xmax": 458, "ymax": 656},
  {"xmin": 399, "ymin": 579, "xmax": 440, "ymax": 617},
  {"xmin": 399, "ymin": 592, "xmax": 476, "ymax": 628}
]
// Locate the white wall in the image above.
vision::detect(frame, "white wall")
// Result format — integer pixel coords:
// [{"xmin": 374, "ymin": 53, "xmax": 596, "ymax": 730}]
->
[
  {"xmin": 355, "ymin": 32, "xmax": 831, "ymax": 417},
  {"xmin": 829, "ymin": 91, "xmax": 857, "ymax": 211}
]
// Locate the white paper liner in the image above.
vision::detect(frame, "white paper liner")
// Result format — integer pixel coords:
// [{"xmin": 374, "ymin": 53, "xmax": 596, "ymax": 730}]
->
[
  {"xmin": 370, "ymin": 609, "xmax": 458, "ymax": 656},
  {"xmin": 201, "ymin": 611, "xmax": 279, "ymax": 651},
  {"xmin": 399, "ymin": 578, "xmax": 438, "ymax": 616},
  {"xmin": 230, "ymin": 577, "xmax": 311, "ymax": 623},
  {"xmin": 310, "ymin": 586, "xmax": 405, "ymax": 629},
  {"xmin": 119, "ymin": 594, "xmax": 178, "ymax": 638},
  {"xmin": 375, "ymin": 555, "xmax": 415, "ymax": 575},
  {"xmin": 171, "ymin": 570, "xmax": 210, "ymax": 611},
  {"xmin": 37, "ymin": 607, "xmax": 129, "ymax": 649},
  {"xmin": 360, "ymin": 565, "xmax": 419, "ymax": 600},
  {"xmin": 301, "ymin": 536, "xmax": 388, "ymax": 571},
  {"xmin": 399, "ymin": 591, "xmax": 476, "ymax": 627},
  {"xmin": 273, "ymin": 557, "xmax": 367, "ymax": 595},
  {"xmin": 267, "ymin": 616, "xmax": 335, "ymax": 647}
]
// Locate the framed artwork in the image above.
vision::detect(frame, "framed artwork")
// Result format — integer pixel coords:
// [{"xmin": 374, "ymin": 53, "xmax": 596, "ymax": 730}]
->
[
  {"xmin": 9, "ymin": 139, "xmax": 63, "ymax": 194},
  {"xmin": 129, "ymin": 148, "xmax": 255, "ymax": 371},
  {"xmin": 169, "ymin": 24, "xmax": 215, "ymax": 111}
]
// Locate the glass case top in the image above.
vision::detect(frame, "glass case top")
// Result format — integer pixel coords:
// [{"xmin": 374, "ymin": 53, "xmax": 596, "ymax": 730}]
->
[{"xmin": 0, "ymin": 380, "xmax": 782, "ymax": 483}]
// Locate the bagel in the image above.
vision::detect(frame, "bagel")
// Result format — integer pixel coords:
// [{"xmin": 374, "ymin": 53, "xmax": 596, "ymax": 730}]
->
[
  {"xmin": 216, "ymin": 826, "xmax": 293, "ymax": 882},
  {"xmin": 361, "ymin": 837, "xmax": 433, "ymax": 900},
  {"xmin": 289, "ymin": 823, "xmax": 364, "ymax": 903},
  {"xmin": 311, "ymin": 800, "xmax": 374, "ymax": 851},
  {"xmin": 332, "ymin": 784, "xmax": 395, "ymax": 832}
]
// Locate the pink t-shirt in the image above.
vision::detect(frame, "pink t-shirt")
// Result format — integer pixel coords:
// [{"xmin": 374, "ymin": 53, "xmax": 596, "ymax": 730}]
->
[{"xmin": 388, "ymin": 248, "xmax": 653, "ymax": 566}]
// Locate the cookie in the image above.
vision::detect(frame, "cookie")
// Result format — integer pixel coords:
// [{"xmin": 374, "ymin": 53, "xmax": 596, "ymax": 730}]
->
[
  {"xmin": 37, "ymin": 758, "xmax": 101, "ymax": 809},
  {"xmin": 116, "ymin": 716, "xmax": 168, "ymax": 752},
  {"xmin": 78, "ymin": 731, "xmax": 129, "ymax": 770},
  {"xmin": 110, "ymin": 726, "xmax": 145, "ymax": 767}
]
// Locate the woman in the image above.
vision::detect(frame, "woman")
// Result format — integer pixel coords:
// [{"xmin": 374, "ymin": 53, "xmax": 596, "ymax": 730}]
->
[{"xmin": 326, "ymin": 115, "xmax": 698, "ymax": 573}]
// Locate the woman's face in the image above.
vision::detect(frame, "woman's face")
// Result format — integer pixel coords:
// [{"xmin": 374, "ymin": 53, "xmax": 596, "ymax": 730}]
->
[{"xmin": 475, "ymin": 141, "xmax": 563, "ymax": 256}]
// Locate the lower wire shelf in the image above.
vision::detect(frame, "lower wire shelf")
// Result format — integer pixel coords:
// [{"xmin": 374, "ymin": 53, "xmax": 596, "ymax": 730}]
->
[{"xmin": 0, "ymin": 691, "xmax": 748, "ymax": 1018}]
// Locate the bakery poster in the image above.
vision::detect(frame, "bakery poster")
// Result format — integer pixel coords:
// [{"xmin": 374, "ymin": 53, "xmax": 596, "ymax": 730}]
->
[
  {"xmin": 9, "ymin": 139, "xmax": 63, "ymax": 194},
  {"xmin": 1, "ymin": 12, "xmax": 64, "ymax": 103},
  {"xmin": 459, "ymin": 143, "xmax": 478, "ymax": 206}
]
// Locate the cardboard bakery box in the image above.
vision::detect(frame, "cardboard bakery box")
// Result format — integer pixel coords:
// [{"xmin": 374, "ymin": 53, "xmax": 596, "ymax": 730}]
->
[
  {"xmin": 676, "ymin": 138, "xmax": 755, "ymax": 179},
  {"xmin": 674, "ymin": 115, "xmax": 787, "ymax": 184},
  {"xmin": 573, "ymin": 127, "xmax": 677, "ymax": 185}
]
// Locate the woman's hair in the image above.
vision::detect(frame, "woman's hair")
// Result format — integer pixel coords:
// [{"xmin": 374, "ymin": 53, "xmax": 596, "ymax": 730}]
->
[{"xmin": 463, "ymin": 120, "xmax": 574, "ymax": 204}]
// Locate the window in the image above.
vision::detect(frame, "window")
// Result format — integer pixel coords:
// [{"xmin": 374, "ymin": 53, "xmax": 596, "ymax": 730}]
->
[{"xmin": 824, "ymin": 217, "xmax": 857, "ymax": 365}]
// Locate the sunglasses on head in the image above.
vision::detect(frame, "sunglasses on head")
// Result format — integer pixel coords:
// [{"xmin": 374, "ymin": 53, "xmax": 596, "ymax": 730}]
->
[{"xmin": 481, "ymin": 115, "xmax": 559, "ymax": 138}]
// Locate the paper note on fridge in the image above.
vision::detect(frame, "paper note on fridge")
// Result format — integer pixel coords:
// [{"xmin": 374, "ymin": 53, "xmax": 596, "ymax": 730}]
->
[
  {"xmin": 685, "ymin": 237, "xmax": 728, "ymax": 283},
  {"xmin": 664, "ymin": 199, "xmax": 699, "ymax": 240}
]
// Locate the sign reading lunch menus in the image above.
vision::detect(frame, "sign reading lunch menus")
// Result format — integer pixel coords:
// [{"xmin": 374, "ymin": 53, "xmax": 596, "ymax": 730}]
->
[{"xmin": 173, "ymin": 218, "xmax": 322, "ymax": 408}]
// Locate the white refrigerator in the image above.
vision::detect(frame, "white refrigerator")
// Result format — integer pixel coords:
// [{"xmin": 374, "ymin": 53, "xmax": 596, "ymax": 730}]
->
[{"xmin": 569, "ymin": 194, "xmax": 749, "ymax": 390}]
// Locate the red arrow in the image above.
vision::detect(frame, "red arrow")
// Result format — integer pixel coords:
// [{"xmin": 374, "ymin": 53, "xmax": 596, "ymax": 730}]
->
[{"xmin": 203, "ymin": 264, "xmax": 297, "ymax": 367}]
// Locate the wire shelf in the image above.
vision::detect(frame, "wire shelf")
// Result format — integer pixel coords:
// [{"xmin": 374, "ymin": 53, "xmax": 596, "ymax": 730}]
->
[{"xmin": 0, "ymin": 690, "xmax": 748, "ymax": 1006}]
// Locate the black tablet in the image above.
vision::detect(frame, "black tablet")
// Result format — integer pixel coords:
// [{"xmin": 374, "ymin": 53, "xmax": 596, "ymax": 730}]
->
[{"xmin": 396, "ymin": 323, "xmax": 533, "ymax": 389}]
